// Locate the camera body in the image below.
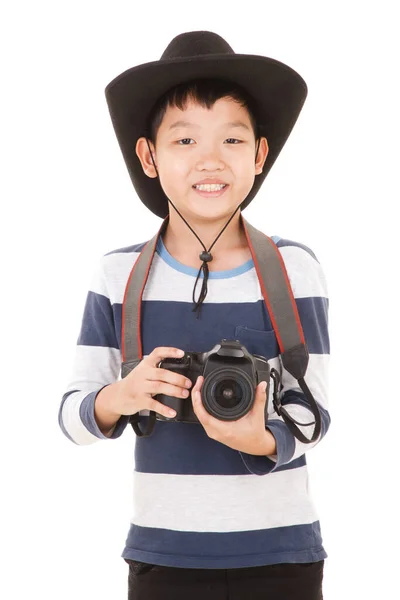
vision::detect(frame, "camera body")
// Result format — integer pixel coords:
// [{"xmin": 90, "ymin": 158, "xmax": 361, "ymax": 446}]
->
[{"xmin": 155, "ymin": 339, "xmax": 271, "ymax": 424}]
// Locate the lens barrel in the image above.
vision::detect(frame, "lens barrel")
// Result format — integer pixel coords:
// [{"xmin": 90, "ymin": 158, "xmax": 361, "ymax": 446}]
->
[{"xmin": 202, "ymin": 367, "xmax": 255, "ymax": 420}]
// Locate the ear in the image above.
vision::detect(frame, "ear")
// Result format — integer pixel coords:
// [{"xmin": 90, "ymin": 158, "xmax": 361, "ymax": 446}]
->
[
  {"xmin": 135, "ymin": 137, "xmax": 158, "ymax": 179},
  {"xmin": 255, "ymin": 136, "xmax": 269, "ymax": 176}
]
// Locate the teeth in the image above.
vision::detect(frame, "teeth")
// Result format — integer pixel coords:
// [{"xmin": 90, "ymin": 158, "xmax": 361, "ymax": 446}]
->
[{"xmin": 194, "ymin": 184, "xmax": 226, "ymax": 192}]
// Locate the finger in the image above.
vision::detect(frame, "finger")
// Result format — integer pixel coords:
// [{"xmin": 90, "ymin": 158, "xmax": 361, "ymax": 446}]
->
[
  {"xmin": 193, "ymin": 375, "xmax": 204, "ymax": 392},
  {"xmin": 192, "ymin": 378, "xmax": 208, "ymax": 418},
  {"xmin": 149, "ymin": 398, "xmax": 178, "ymax": 419},
  {"xmin": 191, "ymin": 385, "xmax": 204, "ymax": 415},
  {"xmin": 256, "ymin": 381, "xmax": 268, "ymax": 403},
  {"xmin": 145, "ymin": 347, "xmax": 185, "ymax": 368},
  {"xmin": 147, "ymin": 379, "xmax": 190, "ymax": 400},
  {"xmin": 148, "ymin": 367, "xmax": 192, "ymax": 391},
  {"xmin": 191, "ymin": 377, "xmax": 201, "ymax": 404}
]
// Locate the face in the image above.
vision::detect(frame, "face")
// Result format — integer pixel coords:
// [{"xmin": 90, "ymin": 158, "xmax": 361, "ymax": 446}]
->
[{"xmin": 136, "ymin": 97, "xmax": 268, "ymax": 223}]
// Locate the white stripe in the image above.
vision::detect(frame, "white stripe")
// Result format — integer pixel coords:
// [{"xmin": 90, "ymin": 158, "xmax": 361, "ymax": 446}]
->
[
  {"xmin": 65, "ymin": 345, "xmax": 121, "ymax": 390},
  {"xmin": 61, "ymin": 345, "xmax": 121, "ymax": 445},
  {"xmin": 274, "ymin": 352, "xmax": 330, "ymax": 462},
  {"xmin": 279, "ymin": 245, "xmax": 328, "ymax": 298},
  {"xmin": 131, "ymin": 466, "xmax": 318, "ymax": 532},
  {"xmin": 280, "ymin": 353, "xmax": 330, "ymax": 411},
  {"xmin": 103, "ymin": 251, "xmax": 263, "ymax": 304},
  {"xmin": 98, "ymin": 244, "xmax": 328, "ymax": 305},
  {"xmin": 264, "ymin": 353, "xmax": 329, "ymax": 463},
  {"xmin": 288, "ymin": 404, "xmax": 324, "ymax": 461},
  {"xmin": 101, "ymin": 251, "xmax": 140, "ymax": 303}
]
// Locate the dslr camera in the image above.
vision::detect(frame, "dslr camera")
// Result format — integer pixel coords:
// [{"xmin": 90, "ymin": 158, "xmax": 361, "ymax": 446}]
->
[{"xmin": 154, "ymin": 339, "xmax": 277, "ymax": 424}]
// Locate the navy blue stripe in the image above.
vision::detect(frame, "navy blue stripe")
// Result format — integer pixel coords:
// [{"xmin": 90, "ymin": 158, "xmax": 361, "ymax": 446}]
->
[
  {"xmin": 133, "ymin": 417, "xmax": 305, "ymax": 475},
  {"xmin": 76, "ymin": 293, "xmax": 328, "ymax": 362},
  {"xmin": 281, "ymin": 396, "xmax": 331, "ymax": 438},
  {"xmin": 276, "ymin": 238, "xmax": 319, "ymax": 262},
  {"xmin": 122, "ymin": 521, "xmax": 327, "ymax": 569},
  {"xmin": 108, "ymin": 296, "xmax": 329, "ymax": 356},
  {"xmin": 295, "ymin": 297, "xmax": 329, "ymax": 354},
  {"xmin": 78, "ymin": 296, "xmax": 328, "ymax": 356},
  {"xmin": 77, "ymin": 291, "xmax": 119, "ymax": 349},
  {"xmin": 77, "ymin": 289, "xmax": 328, "ymax": 358},
  {"xmin": 139, "ymin": 299, "xmax": 277, "ymax": 350},
  {"xmin": 77, "ymin": 292, "xmax": 330, "ymax": 359}
]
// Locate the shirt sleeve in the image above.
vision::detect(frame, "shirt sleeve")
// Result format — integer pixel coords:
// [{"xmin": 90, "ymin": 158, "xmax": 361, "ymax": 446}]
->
[
  {"xmin": 58, "ymin": 256, "xmax": 130, "ymax": 445},
  {"xmin": 239, "ymin": 243, "xmax": 331, "ymax": 475}
]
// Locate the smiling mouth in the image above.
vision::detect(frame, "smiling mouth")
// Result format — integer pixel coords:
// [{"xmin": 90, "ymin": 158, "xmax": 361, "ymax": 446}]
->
[
  {"xmin": 192, "ymin": 184, "xmax": 229, "ymax": 197},
  {"xmin": 193, "ymin": 183, "xmax": 228, "ymax": 191}
]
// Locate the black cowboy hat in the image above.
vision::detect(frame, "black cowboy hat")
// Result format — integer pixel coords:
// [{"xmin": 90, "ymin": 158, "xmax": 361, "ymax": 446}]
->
[{"xmin": 104, "ymin": 30, "xmax": 307, "ymax": 219}]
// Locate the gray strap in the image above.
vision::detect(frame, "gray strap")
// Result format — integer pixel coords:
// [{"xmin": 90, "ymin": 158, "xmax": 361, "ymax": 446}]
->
[
  {"xmin": 241, "ymin": 217, "xmax": 309, "ymax": 380},
  {"xmin": 121, "ymin": 217, "xmax": 168, "ymax": 376}
]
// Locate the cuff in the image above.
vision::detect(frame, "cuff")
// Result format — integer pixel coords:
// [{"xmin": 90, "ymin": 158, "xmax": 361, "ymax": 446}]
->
[
  {"xmin": 79, "ymin": 387, "xmax": 130, "ymax": 440},
  {"xmin": 239, "ymin": 419, "xmax": 295, "ymax": 475}
]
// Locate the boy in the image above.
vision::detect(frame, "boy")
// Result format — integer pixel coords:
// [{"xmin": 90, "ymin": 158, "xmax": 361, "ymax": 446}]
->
[{"xmin": 59, "ymin": 31, "xmax": 330, "ymax": 600}]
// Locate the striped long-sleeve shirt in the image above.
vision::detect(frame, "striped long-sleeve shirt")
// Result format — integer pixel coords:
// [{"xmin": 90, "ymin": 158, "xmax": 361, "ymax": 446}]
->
[{"xmin": 59, "ymin": 230, "xmax": 331, "ymax": 569}]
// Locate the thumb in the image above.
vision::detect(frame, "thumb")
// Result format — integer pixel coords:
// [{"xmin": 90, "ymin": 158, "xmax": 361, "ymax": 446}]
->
[{"xmin": 257, "ymin": 380, "xmax": 268, "ymax": 401}]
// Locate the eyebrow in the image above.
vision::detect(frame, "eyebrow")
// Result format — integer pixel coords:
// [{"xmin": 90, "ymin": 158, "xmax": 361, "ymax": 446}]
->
[{"xmin": 168, "ymin": 120, "xmax": 251, "ymax": 131}]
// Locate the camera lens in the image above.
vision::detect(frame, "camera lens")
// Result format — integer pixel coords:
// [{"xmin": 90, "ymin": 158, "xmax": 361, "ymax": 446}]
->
[
  {"xmin": 202, "ymin": 367, "xmax": 254, "ymax": 421},
  {"xmin": 214, "ymin": 379, "xmax": 242, "ymax": 409}
]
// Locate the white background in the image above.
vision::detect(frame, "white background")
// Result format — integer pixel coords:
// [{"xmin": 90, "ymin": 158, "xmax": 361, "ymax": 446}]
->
[{"xmin": 2, "ymin": 1, "xmax": 399, "ymax": 598}]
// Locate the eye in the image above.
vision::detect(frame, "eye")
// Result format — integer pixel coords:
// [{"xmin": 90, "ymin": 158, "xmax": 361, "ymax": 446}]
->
[{"xmin": 177, "ymin": 138, "xmax": 243, "ymax": 145}]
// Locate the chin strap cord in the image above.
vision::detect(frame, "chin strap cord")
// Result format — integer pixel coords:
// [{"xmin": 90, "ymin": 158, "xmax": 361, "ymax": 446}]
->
[{"xmin": 145, "ymin": 137, "xmax": 261, "ymax": 318}]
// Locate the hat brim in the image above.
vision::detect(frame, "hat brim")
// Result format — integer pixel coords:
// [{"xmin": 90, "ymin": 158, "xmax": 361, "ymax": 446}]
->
[{"xmin": 105, "ymin": 53, "xmax": 307, "ymax": 218}]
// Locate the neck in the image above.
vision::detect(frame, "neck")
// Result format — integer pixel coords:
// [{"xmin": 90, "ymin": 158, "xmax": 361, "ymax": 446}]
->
[{"xmin": 162, "ymin": 208, "xmax": 248, "ymax": 256}]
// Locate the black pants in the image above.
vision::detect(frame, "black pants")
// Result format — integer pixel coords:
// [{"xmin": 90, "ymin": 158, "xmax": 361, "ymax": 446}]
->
[{"xmin": 125, "ymin": 558, "xmax": 324, "ymax": 600}]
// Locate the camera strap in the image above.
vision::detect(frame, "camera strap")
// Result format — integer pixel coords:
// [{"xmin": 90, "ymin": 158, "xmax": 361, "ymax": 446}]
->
[{"xmin": 121, "ymin": 214, "xmax": 322, "ymax": 443}]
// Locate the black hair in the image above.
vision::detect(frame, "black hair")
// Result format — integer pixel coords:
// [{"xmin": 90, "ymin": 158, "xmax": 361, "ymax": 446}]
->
[{"xmin": 145, "ymin": 78, "xmax": 262, "ymax": 145}]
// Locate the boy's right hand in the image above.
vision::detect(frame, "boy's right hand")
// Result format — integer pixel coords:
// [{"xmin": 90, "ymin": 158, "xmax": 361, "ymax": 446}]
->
[{"xmin": 114, "ymin": 347, "xmax": 193, "ymax": 419}]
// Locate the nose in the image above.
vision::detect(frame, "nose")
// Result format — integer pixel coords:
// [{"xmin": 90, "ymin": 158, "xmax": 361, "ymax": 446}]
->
[{"xmin": 195, "ymin": 146, "xmax": 225, "ymax": 171}]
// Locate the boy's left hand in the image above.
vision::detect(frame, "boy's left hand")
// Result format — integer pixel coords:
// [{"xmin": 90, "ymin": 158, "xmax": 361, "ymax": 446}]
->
[{"xmin": 191, "ymin": 376, "xmax": 276, "ymax": 456}]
